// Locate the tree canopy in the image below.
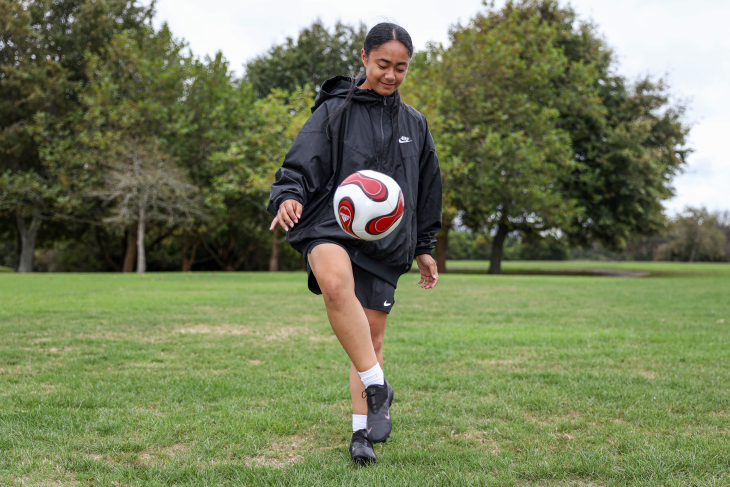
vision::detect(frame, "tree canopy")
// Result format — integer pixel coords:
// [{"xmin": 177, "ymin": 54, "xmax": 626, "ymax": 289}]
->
[
  {"xmin": 0, "ymin": 6, "xmax": 703, "ymax": 273},
  {"xmin": 244, "ymin": 19, "xmax": 367, "ymax": 97}
]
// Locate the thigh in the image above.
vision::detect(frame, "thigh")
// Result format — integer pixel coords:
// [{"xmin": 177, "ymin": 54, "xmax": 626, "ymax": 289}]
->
[{"xmin": 308, "ymin": 243, "xmax": 355, "ymax": 294}]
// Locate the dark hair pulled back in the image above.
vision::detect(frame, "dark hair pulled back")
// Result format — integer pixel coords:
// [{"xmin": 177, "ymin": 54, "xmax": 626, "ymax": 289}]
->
[{"xmin": 325, "ymin": 22, "xmax": 413, "ymax": 134}]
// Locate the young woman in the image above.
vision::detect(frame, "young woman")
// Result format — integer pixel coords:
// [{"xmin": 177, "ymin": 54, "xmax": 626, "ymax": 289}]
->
[{"xmin": 268, "ymin": 23, "xmax": 442, "ymax": 465}]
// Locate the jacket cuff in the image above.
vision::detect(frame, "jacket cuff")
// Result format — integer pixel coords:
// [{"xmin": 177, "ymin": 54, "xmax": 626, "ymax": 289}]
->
[{"xmin": 414, "ymin": 248, "xmax": 433, "ymax": 257}]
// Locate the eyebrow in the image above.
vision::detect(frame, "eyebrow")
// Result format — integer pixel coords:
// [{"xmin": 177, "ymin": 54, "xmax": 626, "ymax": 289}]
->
[{"xmin": 376, "ymin": 57, "xmax": 409, "ymax": 66}]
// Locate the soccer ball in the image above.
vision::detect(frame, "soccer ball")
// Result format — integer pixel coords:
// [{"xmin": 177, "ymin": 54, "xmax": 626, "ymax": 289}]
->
[{"xmin": 333, "ymin": 170, "xmax": 404, "ymax": 241}]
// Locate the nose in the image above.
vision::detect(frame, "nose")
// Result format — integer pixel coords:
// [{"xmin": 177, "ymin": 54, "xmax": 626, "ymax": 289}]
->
[{"xmin": 384, "ymin": 69, "xmax": 396, "ymax": 82}]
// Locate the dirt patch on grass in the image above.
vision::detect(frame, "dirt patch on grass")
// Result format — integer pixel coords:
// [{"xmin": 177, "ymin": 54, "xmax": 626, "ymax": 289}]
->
[
  {"xmin": 178, "ymin": 323, "xmax": 251, "ymax": 335},
  {"xmin": 245, "ymin": 435, "xmax": 307, "ymax": 468},
  {"xmin": 16, "ymin": 472, "xmax": 82, "ymax": 486},
  {"xmin": 458, "ymin": 431, "xmax": 501, "ymax": 455},
  {"xmin": 137, "ymin": 443, "xmax": 190, "ymax": 466}
]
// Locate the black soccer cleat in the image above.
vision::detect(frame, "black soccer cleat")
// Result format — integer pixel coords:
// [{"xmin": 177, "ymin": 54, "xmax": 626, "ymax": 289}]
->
[
  {"xmin": 350, "ymin": 429, "xmax": 376, "ymax": 464},
  {"xmin": 364, "ymin": 379, "xmax": 394, "ymax": 443}
]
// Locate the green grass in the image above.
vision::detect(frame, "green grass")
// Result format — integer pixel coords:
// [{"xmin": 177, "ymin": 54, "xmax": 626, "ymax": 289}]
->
[
  {"xmin": 1, "ymin": 263, "xmax": 729, "ymax": 486},
  {"xmin": 0, "ymin": 265, "xmax": 12, "ymax": 272},
  {"xmin": 448, "ymin": 259, "xmax": 730, "ymax": 278}
]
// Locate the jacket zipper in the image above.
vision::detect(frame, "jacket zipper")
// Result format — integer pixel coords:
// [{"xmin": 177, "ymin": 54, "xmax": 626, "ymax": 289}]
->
[{"xmin": 379, "ymin": 97, "xmax": 385, "ymax": 170}]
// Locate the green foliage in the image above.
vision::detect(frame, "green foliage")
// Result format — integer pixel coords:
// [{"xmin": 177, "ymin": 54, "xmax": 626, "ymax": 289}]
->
[
  {"xmin": 447, "ymin": 231, "xmax": 571, "ymax": 261},
  {"xmin": 245, "ymin": 19, "xmax": 367, "ymax": 97},
  {"xmin": 521, "ymin": 0, "xmax": 692, "ymax": 249},
  {"xmin": 0, "ymin": 0, "xmax": 153, "ymax": 216},
  {"xmin": 445, "ymin": 231, "xmax": 492, "ymax": 261},
  {"xmin": 656, "ymin": 207, "xmax": 728, "ymax": 262},
  {"xmin": 405, "ymin": 0, "xmax": 690, "ymax": 273},
  {"xmin": 0, "ymin": 4, "xmax": 698, "ymax": 273}
]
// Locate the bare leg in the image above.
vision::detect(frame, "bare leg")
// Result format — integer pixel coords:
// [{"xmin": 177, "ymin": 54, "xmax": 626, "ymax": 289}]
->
[
  {"xmin": 350, "ymin": 308, "xmax": 388, "ymax": 415},
  {"xmin": 308, "ymin": 244, "xmax": 378, "ymax": 373}
]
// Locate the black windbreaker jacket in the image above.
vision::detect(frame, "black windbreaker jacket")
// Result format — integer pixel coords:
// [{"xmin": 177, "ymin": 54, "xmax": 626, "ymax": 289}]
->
[{"xmin": 267, "ymin": 76, "xmax": 442, "ymax": 285}]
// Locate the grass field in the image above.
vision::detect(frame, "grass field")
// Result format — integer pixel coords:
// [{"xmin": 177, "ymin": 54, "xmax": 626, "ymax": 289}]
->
[{"xmin": 1, "ymin": 262, "xmax": 729, "ymax": 486}]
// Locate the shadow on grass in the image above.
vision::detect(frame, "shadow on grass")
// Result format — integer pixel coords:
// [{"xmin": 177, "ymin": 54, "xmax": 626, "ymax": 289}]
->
[{"xmin": 446, "ymin": 267, "xmax": 651, "ymax": 278}]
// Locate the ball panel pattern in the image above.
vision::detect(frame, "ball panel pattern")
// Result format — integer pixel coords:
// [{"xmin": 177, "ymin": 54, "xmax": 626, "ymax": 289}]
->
[
  {"xmin": 340, "ymin": 172, "xmax": 389, "ymax": 202},
  {"xmin": 365, "ymin": 191, "xmax": 404, "ymax": 236}
]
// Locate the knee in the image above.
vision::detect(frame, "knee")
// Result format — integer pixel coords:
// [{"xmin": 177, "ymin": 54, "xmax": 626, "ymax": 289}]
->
[
  {"xmin": 371, "ymin": 335, "xmax": 383, "ymax": 355},
  {"xmin": 370, "ymin": 326, "xmax": 384, "ymax": 354},
  {"xmin": 320, "ymin": 274, "xmax": 353, "ymax": 307}
]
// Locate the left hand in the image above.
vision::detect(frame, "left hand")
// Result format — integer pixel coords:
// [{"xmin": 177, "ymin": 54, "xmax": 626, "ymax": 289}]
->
[{"xmin": 416, "ymin": 254, "xmax": 439, "ymax": 289}]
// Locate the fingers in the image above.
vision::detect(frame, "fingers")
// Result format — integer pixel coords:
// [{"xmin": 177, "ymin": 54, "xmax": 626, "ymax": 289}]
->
[
  {"xmin": 419, "ymin": 268, "xmax": 438, "ymax": 289},
  {"xmin": 278, "ymin": 210, "xmax": 292, "ymax": 231},
  {"xmin": 274, "ymin": 200, "xmax": 303, "ymax": 232},
  {"xmin": 292, "ymin": 200, "xmax": 303, "ymax": 218},
  {"xmin": 284, "ymin": 201, "xmax": 300, "ymax": 225}
]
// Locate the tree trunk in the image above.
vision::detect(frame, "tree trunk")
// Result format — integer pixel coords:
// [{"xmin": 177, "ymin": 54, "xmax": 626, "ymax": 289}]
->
[
  {"xmin": 488, "ymin": 223, "xmax": 509, "ymax": 275},
  {"xmin": 435, "ymin": 226, "xmax": 450, "ymax": 274},
  {"xmin": 136, "ymin": 208, "xmax": 146, "ymax": 274},
  {"xmin": 181, "ymin": 233, "xmax": 199, "ymax": 272},
  {"xmin": 269, "ymin": 226, "xmax": 279, "ymax": 272},
  {"xmin": 16, "ymin": 210, "xmax": 41, "ymax": 273},
  {"xmin": 15, "ymin": 219, "xmax": 22, "ymax": 271},
  {"xmin": 95, "ymin": 227, "xmax": 121, "ymax": 272},
  {"xmin": 122, "ymin": 224, "xmax": 137, "ymax": 272},
  {"xmin": 688, "ymin": 234, "xmax": 700, "ymax": 263}
]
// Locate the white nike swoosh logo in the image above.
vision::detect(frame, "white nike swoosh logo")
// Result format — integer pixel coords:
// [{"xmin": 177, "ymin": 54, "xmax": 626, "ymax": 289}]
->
[
  {"xmin": 385, "ymin": 411, "xmax": 390, "ymax": 419},
  {"xmin": 384, "ymin": 300, "xmax": 392, "ymax": 306},
  {"xmin": 367, "ymin": 427, "xmax": 372, "ymax": 435}
]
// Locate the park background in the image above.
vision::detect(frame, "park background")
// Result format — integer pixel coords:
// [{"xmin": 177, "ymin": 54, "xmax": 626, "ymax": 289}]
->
[
  {"xmin": 1, "ymin": 1, "xmax": 729, "ymax": 486},
  {"xmin": 2, "ymin": 0, "xmax": 729, "ymax": 275}
]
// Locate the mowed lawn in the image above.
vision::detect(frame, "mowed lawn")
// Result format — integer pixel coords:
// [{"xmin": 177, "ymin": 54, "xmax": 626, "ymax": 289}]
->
[{"xmin": 0, "ymin": 262, "xmax": 729, "ymax": 486}]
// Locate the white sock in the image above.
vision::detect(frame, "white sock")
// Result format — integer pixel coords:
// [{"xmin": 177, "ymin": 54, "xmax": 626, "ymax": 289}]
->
[
  {"xmin": 358, "ymin": 362, "xmax": 384, "ymax": 389},
  {"xmin": 352, "ymin": 414, "xmax": 367, "ymax": 432}
]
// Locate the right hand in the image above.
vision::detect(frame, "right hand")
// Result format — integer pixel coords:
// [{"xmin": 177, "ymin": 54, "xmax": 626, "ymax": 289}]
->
[{"xmin": 270, "ymin": 199, "xmax": 303, "ymax": 231}]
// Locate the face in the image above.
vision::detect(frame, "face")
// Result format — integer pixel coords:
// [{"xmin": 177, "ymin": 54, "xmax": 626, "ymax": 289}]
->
[{"xmin": 360, "ymin": 40, "xmax": 410, "ymax": 96}]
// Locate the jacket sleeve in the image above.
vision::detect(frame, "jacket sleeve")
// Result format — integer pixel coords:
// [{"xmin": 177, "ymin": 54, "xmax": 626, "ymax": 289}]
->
[
  {"xmin": 414, "ymin": 119, "xmax": 443, "ymax": 256},
  {"xmin": 267, "ymin": 106, "xmax": 332, "ymax": 215}
]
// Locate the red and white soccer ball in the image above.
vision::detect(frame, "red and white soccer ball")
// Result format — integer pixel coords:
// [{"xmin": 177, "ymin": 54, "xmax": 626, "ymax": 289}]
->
[{"xmin": 333, "ymin": 170, "xmax": 405, "ymax": 241}]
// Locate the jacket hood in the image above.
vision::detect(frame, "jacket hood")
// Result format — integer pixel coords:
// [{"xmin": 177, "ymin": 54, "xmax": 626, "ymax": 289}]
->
[{"xmin": 311, "ymin": 75, "xmax": 398, "ymax": 113}]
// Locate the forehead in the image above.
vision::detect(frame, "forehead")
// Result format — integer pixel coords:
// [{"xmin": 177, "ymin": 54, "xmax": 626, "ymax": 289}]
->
[{"xmin": 369, "ymin": 40, "xmax": 410, "ymax": 63}]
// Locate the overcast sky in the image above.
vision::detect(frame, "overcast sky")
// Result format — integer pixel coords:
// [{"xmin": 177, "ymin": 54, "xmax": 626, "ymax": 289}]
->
[{"xmin": 152, "ymin": 0, "xmax": 729, "ymax": 215}]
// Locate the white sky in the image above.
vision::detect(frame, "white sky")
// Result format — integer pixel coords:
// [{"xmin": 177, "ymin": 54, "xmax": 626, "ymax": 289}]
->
[{"xmin": 152, "ymin": 0, "xmax": 729, "ymax": 215}]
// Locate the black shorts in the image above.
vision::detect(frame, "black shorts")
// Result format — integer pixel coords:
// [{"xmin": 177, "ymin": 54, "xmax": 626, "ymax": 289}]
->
[{"xmin": 306, "ymin": 241, "xmax": 396, "ymax": 314}]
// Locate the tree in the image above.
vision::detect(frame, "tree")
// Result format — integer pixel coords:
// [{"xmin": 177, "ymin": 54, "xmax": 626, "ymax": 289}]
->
[
  {"xmin": 207, "ymin": 88, "xmax": 311, "ymax": 271},
  {"xmin": 432, "ymin": 3, "xmax": 602, "ymax": 274},
  {"xmin": 38, "ymin": 25, "xmax": 199, "ymax": 272},
  {"xmin": 656, "ymin": 207, "xmax": 727, "ymax": 262},
  {"xmin": 171, "ymin": 53, "xmax": 255, "ymax": 271},
  {"xmin": 526, "ymin": 0, "xmax": 692, "ymax": 251},
  {"xmin": 93, "ymin": 140, "xmax": 201, "ymax": 273},
  {"xmin": 400, "ymin": 48, "xmax": 463, "ymax": 273},
  {"xmin": 245, "ymin": 19, "xmax": 367, "ymax": 98},
  {"xmin": 405, "ymin": 0, "xmax": 691, "ymax": 274},
  {"xmin": 0, "ymin": 0, "xmax": 152, "ymax": 272}
]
